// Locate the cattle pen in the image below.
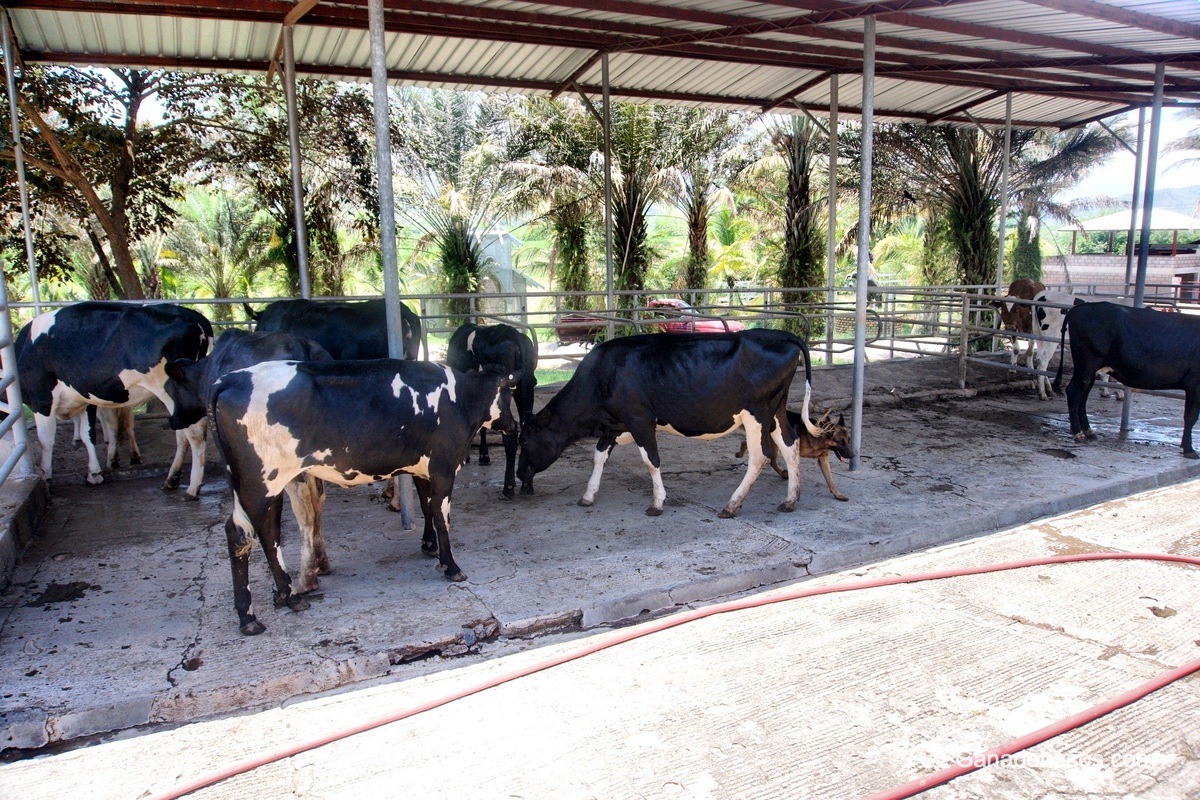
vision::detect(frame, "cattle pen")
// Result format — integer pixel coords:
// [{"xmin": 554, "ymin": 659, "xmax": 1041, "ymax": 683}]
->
[{"xmin": 3, "ymin": 341, "xmax": 1200, "ymax": 761}]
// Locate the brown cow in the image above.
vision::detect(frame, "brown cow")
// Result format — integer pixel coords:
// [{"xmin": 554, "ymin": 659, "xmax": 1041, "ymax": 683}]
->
[
  {"xmin": 991, "ymin": 279, "xmax": 1045, "ymax": 368},
  {"xmin": 735, "ymin": 409, "xmax": 852, "ymax": 502}
]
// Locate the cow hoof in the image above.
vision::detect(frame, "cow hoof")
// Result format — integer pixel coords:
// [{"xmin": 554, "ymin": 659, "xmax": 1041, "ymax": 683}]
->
[
  {"xmin": 421, "ymin": 541, "xmax": 438, "ymax": 557},
  {"xmin": 86, "ymin": 472, "xmax": 104, "ymax": 486},
  {"xmin": 110, "ymin": 456, "xmax": 121, "ymax": 469},
  {"xmin": 437, "ymin": 564, "xmax": 468, "ymax": 582},
  {"xmin": 501, "ymin": 487, "xmax": 515, "ymax": 500},
  {"xmin": 183, "ymin": 491, "xmax": 200, "ymax": 502},
  {"xmin": 718, "ymin": 508, "xmax": 736, "ymax": 519},
  {"xmin": 777, "ymin": 501, "xmax": 796, "ymax": 513},
  {"xmin": 385, "ymin": 503, "xmax": 400, "ymax": 513},
  {"xmin": 286, "ymin": 595, "xmax": 310, "ymax": 612},
  {"xmin": 130, "ymin": 454, "xmax": 143, "ymax": 465},
  {"xmin": 163, "ymin": 475, "xmax": 181, "ymax": 490},
  {"xmin": 1184, "ymin": 450, "xmax": 1199, "ymax": 460},
  {"xmin": 479, "ymin": 455, "xmax": 491, "ymax": 466},
  {"xmin": 240, "ymin": 620, "xmax": 266, "ymax": 636},
  {"xmin": 578, "ymin": 498, "xmax": 594, "ymax": 507},
  {"xmin": 833, "ymin": 493, "xmax": 849, "ymax": 502},
  {"xmin": 1084, "ymin": 429, "xmax": 1098, "ymax": 441},
  {"xmin": 1073, "ymin": 433, "xmax": 1088, "ymax": 442},
  {"xmin": 520, "ymin": 483, "xmax": 535, "ymax": 496},
  {"xmin": 645, "ymin": 506, "xmax": 663, "ymax": 517},
  {"xmin": 317, "ymin": 558, "xmax": 332, "ymax": 575}
]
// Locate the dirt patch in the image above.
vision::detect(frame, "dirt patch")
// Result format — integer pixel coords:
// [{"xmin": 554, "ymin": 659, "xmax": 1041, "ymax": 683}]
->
[{"xmin": 25, "ymin": 582, "xmax": 98, "ymax": 607}]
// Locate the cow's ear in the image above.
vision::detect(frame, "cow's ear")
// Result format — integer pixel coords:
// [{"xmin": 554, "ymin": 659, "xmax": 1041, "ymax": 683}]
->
[{"xmin": 165, "ymin": 359, "xmax": 192, "ymax": 382}]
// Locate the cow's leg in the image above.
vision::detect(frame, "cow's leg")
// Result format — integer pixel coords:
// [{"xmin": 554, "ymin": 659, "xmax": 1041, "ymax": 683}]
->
[
  {"xmin": 634, "ymin": 440, "xmax": 666, "ymax": 517},
  {"xmin": 817, "ymin": 454, "xmax": 849, "ymax": 501},
  {"xmin": 500, "ymin": 431, "xmax": 518, "ymax": 499},
  {"xmin": 182, "ymin": 418, "xmax": 207, "ymax": 499},
  {"xmin": 478, "ymin": 428, "xmax": 491, "ymax": 466},
  {"xmin": 260, "ymin": 495, "xmax": 309, "ymax": 615},
  {"xmin": 164, "ymin": 429, "xmax": 187, "ymax": 490},
  {"xmin": 71, "ymin": 413, "xmax": 85, "ymax": 449},
  {"xmin": 580, "ymin": 433, "xmax": 623, "ymax": 507},
  {"xmin": 284, "ymin": 474, "xmax": 329, "ymax": 594},
  {"xmin": 415, "ymin": 474, "xmax": 465, "ymax": 581},
  {"xmin": 74, "ymin": 409, "xmax": 106, "ymax": 485},
  {"xmin": 118, "ymin": 406, "xmax": 141, "ymax": 465},
  {"xmin": 1182, "ymin": 390, "xmax": 1200, "ymax": 458},
  {"xmin": 720, "ymin": 416, "xmax": 767, "ymax": 518},
  {"xmin": 96, "ymin": 407, "xmax": 120, "ymax": 469},
  {"xmin": 1066, "ymin": 371, "xmax": 1098, "ymax": 441},
  {"xmin": 35, "ymin": 412, "xmax": 58, "ymax": 481},
  {"xmin": 1035, "ymin": 340, "xmax": 1059, "ymax": 400},
  {"xmin": 226, "ymin": 493, "xmax": 264, "ymax": 635}
]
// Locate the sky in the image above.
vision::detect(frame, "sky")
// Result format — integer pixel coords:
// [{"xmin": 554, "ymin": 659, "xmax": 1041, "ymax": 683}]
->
[{"xmin": 1062, "ymin": 108, "xmax": 1198, "ymax": 202}]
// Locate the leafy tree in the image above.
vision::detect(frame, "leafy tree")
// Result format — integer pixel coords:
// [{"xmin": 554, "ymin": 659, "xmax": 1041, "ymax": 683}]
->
[
  {"xmin": 663, "ymin": 109, "xmax": 754, "ymax": 290},
  {"xmin": 501, "ymin": 98, "xmax": 601, "ymax": 310},
  {"xmin": 167, "ymin": 187, "xmax": 272, "ymax": 320},
  {"xmin": 0, "ymin": 65, "xmax": 212, "ymax": 299},
  {"xmin": 197, "ymin": 77, "xmax": 381, "ymax": 297},
  {"xmin": 392, "ymin": 89, "xmax": 509, "ymax": 321}
]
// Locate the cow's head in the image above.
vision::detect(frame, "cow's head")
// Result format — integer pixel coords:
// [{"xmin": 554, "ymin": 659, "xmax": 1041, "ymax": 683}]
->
[
  {"xmin": 482, "ymin": 369, "xmax": 519, "ymax": 436},
  {"xmin": 164, "ymin": 359, "xmax": 209, "ymax": 430},
  {"xmin": 990, "ymin": 297, "xmax": 1028, "ymax": 334},
  {"xmin": 517, "ymin": 405, "xmax": 569, "ymax": 490}
]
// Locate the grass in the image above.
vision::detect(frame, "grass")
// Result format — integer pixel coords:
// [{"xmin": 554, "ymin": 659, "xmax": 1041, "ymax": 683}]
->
[{"xmin": 535, "ymin": 367, "xmax": 576, "ymax": 386}]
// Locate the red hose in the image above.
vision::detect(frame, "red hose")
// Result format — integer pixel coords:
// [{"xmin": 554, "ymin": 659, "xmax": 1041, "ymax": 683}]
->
[{"xmin": 148, "ymin": 552, "xmax": 1200, "ymax": 800}]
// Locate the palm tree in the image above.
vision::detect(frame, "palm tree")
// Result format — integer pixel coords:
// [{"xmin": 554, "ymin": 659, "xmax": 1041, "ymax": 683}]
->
[
  {"xmin": 502, "ymin": 98, "xmax": 602, "ymax": 310},
  {"xmin": 662, "ymin": 109, "xmax": 755, "ymax": 290},
  {"xmin": 168, "ymin": 186, "xmax": 272, "ymax": 320},
  {"xmin": 393, "ymin": 89, "xmax": 507, "ymax": 322}
]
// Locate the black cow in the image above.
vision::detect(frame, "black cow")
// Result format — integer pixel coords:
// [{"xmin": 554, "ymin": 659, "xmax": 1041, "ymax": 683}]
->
[
  {"xmin": 247, "ymin": 298, "xmax": 423, "ymax": 361},
  {"xmin": 1052, "ymin": 301, "xmax": 1200, "ymax": 458},
  {"xmin": 16, "ymin": 302, "xmax": 212, "ymax": 494},
  {"xmin": 516, "ymin": 329, "xmax": 821, "ymax": 517},
  {"xmin": 211, "ymin": 359, "xmax": 516, "ymax": 635},
  {"xmin": 446, "ymin": 322, "xmax": 538, "ymax": 498}
]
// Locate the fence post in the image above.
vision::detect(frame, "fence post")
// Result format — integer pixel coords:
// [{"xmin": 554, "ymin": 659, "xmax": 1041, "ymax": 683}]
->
[{"xmin": 959, "ymin": 294, "xmax": 970, "ymax": 389}]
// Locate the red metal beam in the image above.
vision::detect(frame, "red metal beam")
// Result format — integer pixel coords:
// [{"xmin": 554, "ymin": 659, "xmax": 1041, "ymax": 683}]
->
[{"xmin": 1018, "ymin": 0, "xmax": 1200, "ymax": 41}]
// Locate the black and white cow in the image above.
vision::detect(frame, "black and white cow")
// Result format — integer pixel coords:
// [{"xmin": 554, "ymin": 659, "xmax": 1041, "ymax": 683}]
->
[
  {"xmin": 446, "ymin": 322, "xmax": 538, "ymax": 498},
  {"xmin": 1052, "ymin": 301, "xmax": 1200, "ymax": 458},
  {"xmin": 211, "ymin": 359, "xmax": 516, "ymax": 635},
  {"xmin": 1030, "ymin": 291, "xmax": 1135, "ymax": 400},
  {"xmin": 16, "ymin": 302, "xmax": 212, "ymax": 494},
  {"xmin": 247, "ymin": 297, "xmax": 423, "ymax": 361},
  {"xmin": 516, "ymin": 329, "xmax": 821, "ymax": 518}
]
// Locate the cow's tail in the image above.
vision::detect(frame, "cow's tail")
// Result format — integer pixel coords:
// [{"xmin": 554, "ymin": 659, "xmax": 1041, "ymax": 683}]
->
[
  {"xmin": 797, "ymin": 338, "xmax": 822, "ymax": 437},
  {"xmin": 242, "ymin": 303, "xmax": 260, "ymax": 325},
  {"xmin": 1050, "ymin": 307, "xmax": 1072, "ymax": 394}
]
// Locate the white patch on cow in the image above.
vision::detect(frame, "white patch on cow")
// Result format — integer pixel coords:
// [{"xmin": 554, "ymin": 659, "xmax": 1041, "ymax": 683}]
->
[
  {"xmin": 638, "ymin": 446, "xmax": 666, "ymax": 511},
  {"xmin": 440, "ymin": 497, "xmax": 451, "ymax": 524},
  {"xmin": 423, "ymin": 367, "xmax": 458, "ymax": 411},
  {"xmin": 232, "ymin": 494, "xmax": 257, "ymax": 544},
  {"xmin": 658, "ymin": 414, "xmax": 744, "ymax": 440},
  {"xmin": 239, "ymin": 362, "xmax": 306, "ymax": 497},
  {"xmin": 481, "ymin": 386, "xmax": 504, "ymax": 429},
  {"xmin": 310, "ymin": 449, "xmax": 332, "ymax": 463},
  {"xmin": 403, "ymin": 455, "xmax": 432, "ymax": 480},
  {"xmin": 581, "ymin": 445, "xmax": 611, "ymax": 504},
  {"xmin": 29, "ymin": 309, "xmax": 59, "ymax": 342},
  {"xmin": 305, "ymin": 465, "xmax": 383, "ymax": 487},
  {"xmin": 392, "ymin": 374, "xmax": 404, "ymax": 398},
  {"xmin": 465, "ymin": 330, "xmax": 476, "ymax": 354}
]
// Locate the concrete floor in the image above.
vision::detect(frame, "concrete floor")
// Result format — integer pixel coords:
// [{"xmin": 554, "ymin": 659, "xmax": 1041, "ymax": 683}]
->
[{"xmin": 2, "ymin": 353, "xmax": 1199, "ymax": 775}]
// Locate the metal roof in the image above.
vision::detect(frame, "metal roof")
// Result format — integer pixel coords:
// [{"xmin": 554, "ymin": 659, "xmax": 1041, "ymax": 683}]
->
[{"xmin": 6, "ymin": 0, "xmax": 1200, "ymax": 128}]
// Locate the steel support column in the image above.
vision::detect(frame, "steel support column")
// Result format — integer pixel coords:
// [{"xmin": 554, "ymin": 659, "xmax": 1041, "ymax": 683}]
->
[
  {"xmin": 996, "ymin": 92, "xmax": 1012, "ymax": 291},
  {"xmin": 602, "ymin": 53, "xmax": 615, "ymax": 337},
  {"xmin": 2, "ymin": 12, "xmax": 40, "ymax": 315},
  {"xmin": 1119, "ymin": 107, "xmax": 1146, "ymax": 436},
  {"xmin": 283, "ymin": 25, "xmax": 312, "ymax": 300},
  {"xmin": 1121, "ymin": 66, "xmax": 1165, "ymax": 437},
  {"xmin": 825, "ymin": 75, "xmax": 839, "ymax": 367},
  {"xmin": 850, "ymin": 17, "xmax": 875, "ymax": 472},
  {"xmin": 367, "ymin": 0, "xmax": 414, "ymax": 527}
]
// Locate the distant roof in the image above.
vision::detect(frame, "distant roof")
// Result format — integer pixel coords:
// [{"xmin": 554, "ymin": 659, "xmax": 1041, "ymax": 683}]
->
[
  {"xmin": 1065, "ymin": 208, "xmax": 1200, "ymax": 231},
  {"xmin": 7, "ymin": 1, "xmax": 1200, "ymax": 130}
]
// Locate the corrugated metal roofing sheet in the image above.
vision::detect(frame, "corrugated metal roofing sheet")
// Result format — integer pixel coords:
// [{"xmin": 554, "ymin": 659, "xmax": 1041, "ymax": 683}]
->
[{"xmin": 7, "ymin": 0, "xmax": 1200, "ymax": 128}]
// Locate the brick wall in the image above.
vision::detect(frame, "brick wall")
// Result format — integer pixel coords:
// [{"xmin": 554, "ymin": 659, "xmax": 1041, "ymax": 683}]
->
[{"xmin": 1041, "ymin": 254, "xmax": 1200, "ymax": 292}]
